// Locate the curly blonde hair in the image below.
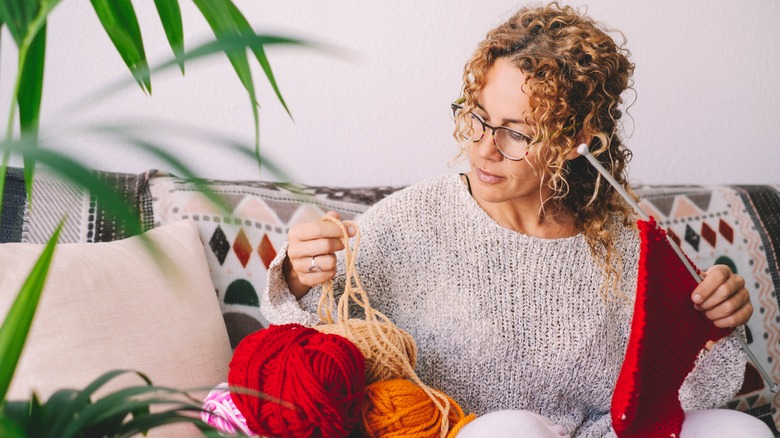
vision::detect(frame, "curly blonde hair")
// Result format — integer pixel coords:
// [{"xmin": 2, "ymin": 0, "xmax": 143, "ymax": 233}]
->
[{"xmin": 455, "ymin": 2, "xmax": 636, "ymax": 298}]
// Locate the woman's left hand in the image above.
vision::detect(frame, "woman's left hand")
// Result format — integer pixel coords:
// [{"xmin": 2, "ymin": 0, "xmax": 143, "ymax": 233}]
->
[{"xmin": 692, "ymin": 265, "xmax": 753, "ymax": 328}]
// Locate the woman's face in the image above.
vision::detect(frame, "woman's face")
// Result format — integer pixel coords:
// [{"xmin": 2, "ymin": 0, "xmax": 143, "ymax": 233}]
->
[{"xmin": 468, "ymin": 58, "xmax": 552, "ymax": 208}]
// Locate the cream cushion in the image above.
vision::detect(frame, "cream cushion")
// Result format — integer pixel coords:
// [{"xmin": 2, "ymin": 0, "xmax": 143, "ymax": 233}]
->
[{"xmin": 0, "ymin": 220, "xmax": 232, "ymax": 422}]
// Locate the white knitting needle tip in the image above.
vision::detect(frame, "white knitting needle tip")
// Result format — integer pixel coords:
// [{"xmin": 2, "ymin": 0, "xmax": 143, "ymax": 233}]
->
[
  {"xmin": 576, "ymin": 144, "xmax": 648, "ymax": 221},
  {"xmin": 576, "ymin": 144, "xmax": 779, "ymax": 393}
]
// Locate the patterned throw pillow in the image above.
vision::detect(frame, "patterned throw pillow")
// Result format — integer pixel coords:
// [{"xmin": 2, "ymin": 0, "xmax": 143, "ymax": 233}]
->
[
  {"xmin": 18, "ymin": 168, "xmax": 155, "ymax": 244},
  {"xmin": 147, "ymin": 173, "xmax": 401, "ymax": 348},
  {"xmin": 635, "ymin": 184, "xmax": 780, "ymax": 433}
]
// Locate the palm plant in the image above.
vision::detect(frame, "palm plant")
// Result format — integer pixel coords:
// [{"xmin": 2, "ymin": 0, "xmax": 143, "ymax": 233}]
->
[{"xmin": 0, "ymin": 0, "xmax": 307, "ymax": 435}]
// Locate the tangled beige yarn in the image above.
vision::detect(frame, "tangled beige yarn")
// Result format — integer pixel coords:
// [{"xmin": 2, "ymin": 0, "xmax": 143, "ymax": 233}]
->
[
  {"xmin": 313, "ymin": 216, "xmax": 453, "ymax": 438},
  {"xmin": 314, "ymin": 321, "xmax": 418, "ymax": 384}
]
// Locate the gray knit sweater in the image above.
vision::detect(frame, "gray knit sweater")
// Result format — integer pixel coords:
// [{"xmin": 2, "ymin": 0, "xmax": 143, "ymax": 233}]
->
[{"xmin": 261, "ymin": 173, "xmax": 746, "ymax": 437}]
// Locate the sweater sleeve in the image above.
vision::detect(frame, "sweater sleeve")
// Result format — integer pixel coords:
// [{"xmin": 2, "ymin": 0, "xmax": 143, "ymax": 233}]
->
[
  {"xmin": 678, "ymin": 327, "xmax": 747, "ymax": 410},
  {"xmin": 259, "ymin": 241, "xmax": 322, "ymax": 327},
  {"xmin": 575, "ymin": 414, "xmax": 618, "ymax": 438}
]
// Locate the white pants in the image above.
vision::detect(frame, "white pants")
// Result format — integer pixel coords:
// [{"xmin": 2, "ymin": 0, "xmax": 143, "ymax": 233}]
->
[{"xmin": 455, "ymin": 409, "xmax": 773, "ymax": 438}]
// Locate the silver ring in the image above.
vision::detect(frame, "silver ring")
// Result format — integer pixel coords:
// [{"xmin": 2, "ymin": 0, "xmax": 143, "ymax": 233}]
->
[{"xmin": 308, "ymin": 256, "xmax": 322, "ymax": 273}]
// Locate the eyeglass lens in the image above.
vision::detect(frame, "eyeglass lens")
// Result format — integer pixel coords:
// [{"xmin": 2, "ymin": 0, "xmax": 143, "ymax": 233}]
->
[{"xmin": 456, "ymin": 110, "xmax": 530, "ymax": 160}]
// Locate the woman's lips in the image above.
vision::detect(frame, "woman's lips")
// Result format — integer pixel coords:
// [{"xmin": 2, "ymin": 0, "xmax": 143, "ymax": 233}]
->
[{"xmin": 477, "ymin": 168, "xmax": 504, "ymax": 184}]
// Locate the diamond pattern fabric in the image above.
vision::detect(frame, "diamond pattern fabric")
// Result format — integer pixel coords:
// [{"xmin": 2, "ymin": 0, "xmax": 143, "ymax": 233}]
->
[
  {"xmin": 233, "ymin": 229, "xmax": 252, "ymax": 268},
  {"xmin": 210, "ymin": 226, "xmax": 231, "ymax": 266},
  {"xmin": 258, "ymin": 234, "xmax": 277, "ymax": 270}
]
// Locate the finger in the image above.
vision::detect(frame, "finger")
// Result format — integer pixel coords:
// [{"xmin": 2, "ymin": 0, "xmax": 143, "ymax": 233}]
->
[
  {"xmin": 342, "ymin": 220, "xmax": 357, "ymax": 237},
  {"xmin": 702, "ymin": 287, "xmax": 750, "ymax": 321},
  {"xmin": 287, "ymin": 238, "xmax": 346, "ymax": 260},
  {"xmin": 697, "ymin": 270, "xmax": 744, "ymax": 311},
  {"xmin": 299, "ymin": 269, "xmax": 338, "ymax": 288},
  {"xmin": 293, "ymin": 253, "xmax": 337, "ymax": 275},
  {"xmin": 297, "ymin": 254, "xmax": 338, "ymax": 287},
  {"xmin": 711, "ymin": 299, "xmax": 753, "ymax": 329},
  {"xmin": 691, "ymin": 265, "xmax": 733, "ymax": 307},
  {"xmin": 691, "ymin": 265, "xmax": 729, "ymax": 305},
  {"xmin": 325, "ymin": 210, "xmax": 341, "ymax": 220},
  {"xmin": 289, "ymin": 220, "xmax": 350, "ymax": 242}
]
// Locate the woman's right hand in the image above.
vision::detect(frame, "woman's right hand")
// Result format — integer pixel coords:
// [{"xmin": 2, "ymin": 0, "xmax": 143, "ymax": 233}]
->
[{"xmin": 283, "ymin": 211, "xmax": 356, "ymax": 299}]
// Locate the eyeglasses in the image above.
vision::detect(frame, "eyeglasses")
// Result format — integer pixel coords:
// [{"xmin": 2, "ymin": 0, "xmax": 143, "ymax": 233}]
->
[{"xmin": 451, "ymin": 103, "xmax": 532, "ymax": 161}]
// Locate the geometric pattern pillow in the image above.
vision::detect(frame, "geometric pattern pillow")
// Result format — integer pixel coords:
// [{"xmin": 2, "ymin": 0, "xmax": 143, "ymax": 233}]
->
[
  {"xmin": 147, "ymin": 173, "xmax": 401, "ymax": 348},
  {"xmin": 15, "ymin": 168, "xmax": 155, "ymax": 245},
  {"xmin": 635, "ymin": 184, "xmax": 780, "ymax": 434}
]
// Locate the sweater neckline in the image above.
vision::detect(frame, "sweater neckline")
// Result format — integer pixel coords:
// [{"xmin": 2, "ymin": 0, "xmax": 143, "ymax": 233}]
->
[{"xmin": 449, "ymin": 173, "xmax": 584, "ymax": 244}]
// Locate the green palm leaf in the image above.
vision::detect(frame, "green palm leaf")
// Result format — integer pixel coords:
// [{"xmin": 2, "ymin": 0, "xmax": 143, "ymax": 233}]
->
[
  {"xmin": 191, "ymin": 0, "xmax": 256, "ymax": 101},
  {"xmin": 223, "ymin": 0, "xmax": 292, "ymax": 118},
  {"xmin": 0, "ymin": 0, "xmax": 31, "ymax": 45},
  {"xmin": 113, "ymin": 410, "xmax": 216, "ymax": 437},
  {"xmin": 192, "ymin": 0, "xmax": 261, "ymax": 162},
  {"xmin": 18, "ymin": 21, "xmax": 46, "ymax": 196},
  {"xmin": 90, "ymin": 120, "xmax": 293, "ymax": 181},
  {"xmin": 3, "ymin": 370, "xmax": 235, "ymax": 437},
  {"xmin": 72, "ymin": 33, "xmax": 306, "ymax": 112},
  {"xmin": 55, "ymin": 378, "xmax": 175, "ymax": 437},
  {"xmin": 89, "ymin": 0, "xmax": 151, "ymax": 94},
  {"xmin": 0, "ymin": 417, "xmax": 26, "ymax": 438},
  {"xmin": 0, "ymin": 219, "xmax": 62, "ymax": 402},
  {"xmin": 114, "ymin": 135, "xmax": 234, "ymax": 214},
  {"xmin": 31, "ymin": 389, "xmax": 75, "ymax": 435},
  {"xmin": 153, "ymin": 0, "xmax": 184, "ymax": 74},
  {"xmin": 54, "ymin": 374, "xmax": 221, "ymax": 438}
]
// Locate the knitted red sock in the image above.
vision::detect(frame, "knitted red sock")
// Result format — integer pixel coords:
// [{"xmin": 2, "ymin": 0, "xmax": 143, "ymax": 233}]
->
[{"xmin": 611, "ymin": 218, "xmax": 734, "ymax": 437}]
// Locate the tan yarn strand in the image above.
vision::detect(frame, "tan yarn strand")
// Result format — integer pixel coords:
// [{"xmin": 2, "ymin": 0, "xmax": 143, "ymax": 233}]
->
[{"xmin": 316, "ymin": 216, "xmax": 454, "ymax": 438}]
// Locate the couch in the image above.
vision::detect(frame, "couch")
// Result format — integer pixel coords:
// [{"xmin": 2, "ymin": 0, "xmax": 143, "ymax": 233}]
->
[{"xmin": 1, "ymin": 166, "xmax": 778, "ymax": 435}]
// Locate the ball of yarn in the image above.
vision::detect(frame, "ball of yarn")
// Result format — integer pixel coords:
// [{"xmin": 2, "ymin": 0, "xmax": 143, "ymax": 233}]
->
[
  {"xmin": 315, "ymin": 320, "xmax": 418, "ymax": 384},
  {"xmin": 229, "ymin": 323, "xmax": 366, "ymax": 438},
  {"xmin": 361, "ymin": 379, "xmax": 475, "ymax": 438},
  {"xmin": 201, "ymin": 383, "xmax": 256, "ymax": 436}
]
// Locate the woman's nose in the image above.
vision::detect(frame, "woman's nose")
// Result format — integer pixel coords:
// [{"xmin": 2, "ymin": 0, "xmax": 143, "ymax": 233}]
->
[{"xmin": 473, "ymin": 134, "xmax": 501, "ymax": 160}]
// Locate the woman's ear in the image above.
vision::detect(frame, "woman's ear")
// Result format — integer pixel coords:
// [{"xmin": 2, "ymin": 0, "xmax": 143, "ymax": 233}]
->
[{"xmin": 566, "ymin": 134, "xmax": 592, "ymax": 160}]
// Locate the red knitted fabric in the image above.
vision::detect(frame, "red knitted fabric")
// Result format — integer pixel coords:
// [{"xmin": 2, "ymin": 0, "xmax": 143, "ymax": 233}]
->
[
  {"xmin": 611, "ymin": 218, "xmax": 734, "ymax": 437},
  {"xmin": 229, "ymin": 323, "xmax": 366, "ymax": 438}
]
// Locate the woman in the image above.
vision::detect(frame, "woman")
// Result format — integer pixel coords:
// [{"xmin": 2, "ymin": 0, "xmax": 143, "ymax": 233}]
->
[{"xmin": 262, "ymin": 3, "xmax": 769, "ymax": 437}]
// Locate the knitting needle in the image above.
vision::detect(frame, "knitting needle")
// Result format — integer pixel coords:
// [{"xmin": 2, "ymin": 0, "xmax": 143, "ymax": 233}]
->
[{"xmin": 576, "ymin": 143, "xmax": 779, "ymax": 393}]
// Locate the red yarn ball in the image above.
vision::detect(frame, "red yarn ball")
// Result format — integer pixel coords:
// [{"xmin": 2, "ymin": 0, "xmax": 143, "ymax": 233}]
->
[{"xmin": 229, "ymin": 323, "xmax": 366, "ymax": 438}]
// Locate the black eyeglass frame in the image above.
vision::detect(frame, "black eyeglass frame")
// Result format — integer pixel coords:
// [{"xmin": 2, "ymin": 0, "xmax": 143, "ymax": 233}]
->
[{"xmin": 451, "ymin": 103, "xmax": 532, "ymax": 161}]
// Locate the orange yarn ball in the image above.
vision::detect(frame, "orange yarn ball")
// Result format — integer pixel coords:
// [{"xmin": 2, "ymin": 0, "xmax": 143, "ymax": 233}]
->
[{"xmin": 361, "ymin": 379, "xmax": 474, "ymax": 438}]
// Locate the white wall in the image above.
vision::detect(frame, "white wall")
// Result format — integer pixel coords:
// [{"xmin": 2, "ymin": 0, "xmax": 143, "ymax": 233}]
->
[{"xmin": 2, "ymin": 1, "xmax": 778, "ymax": 187}]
